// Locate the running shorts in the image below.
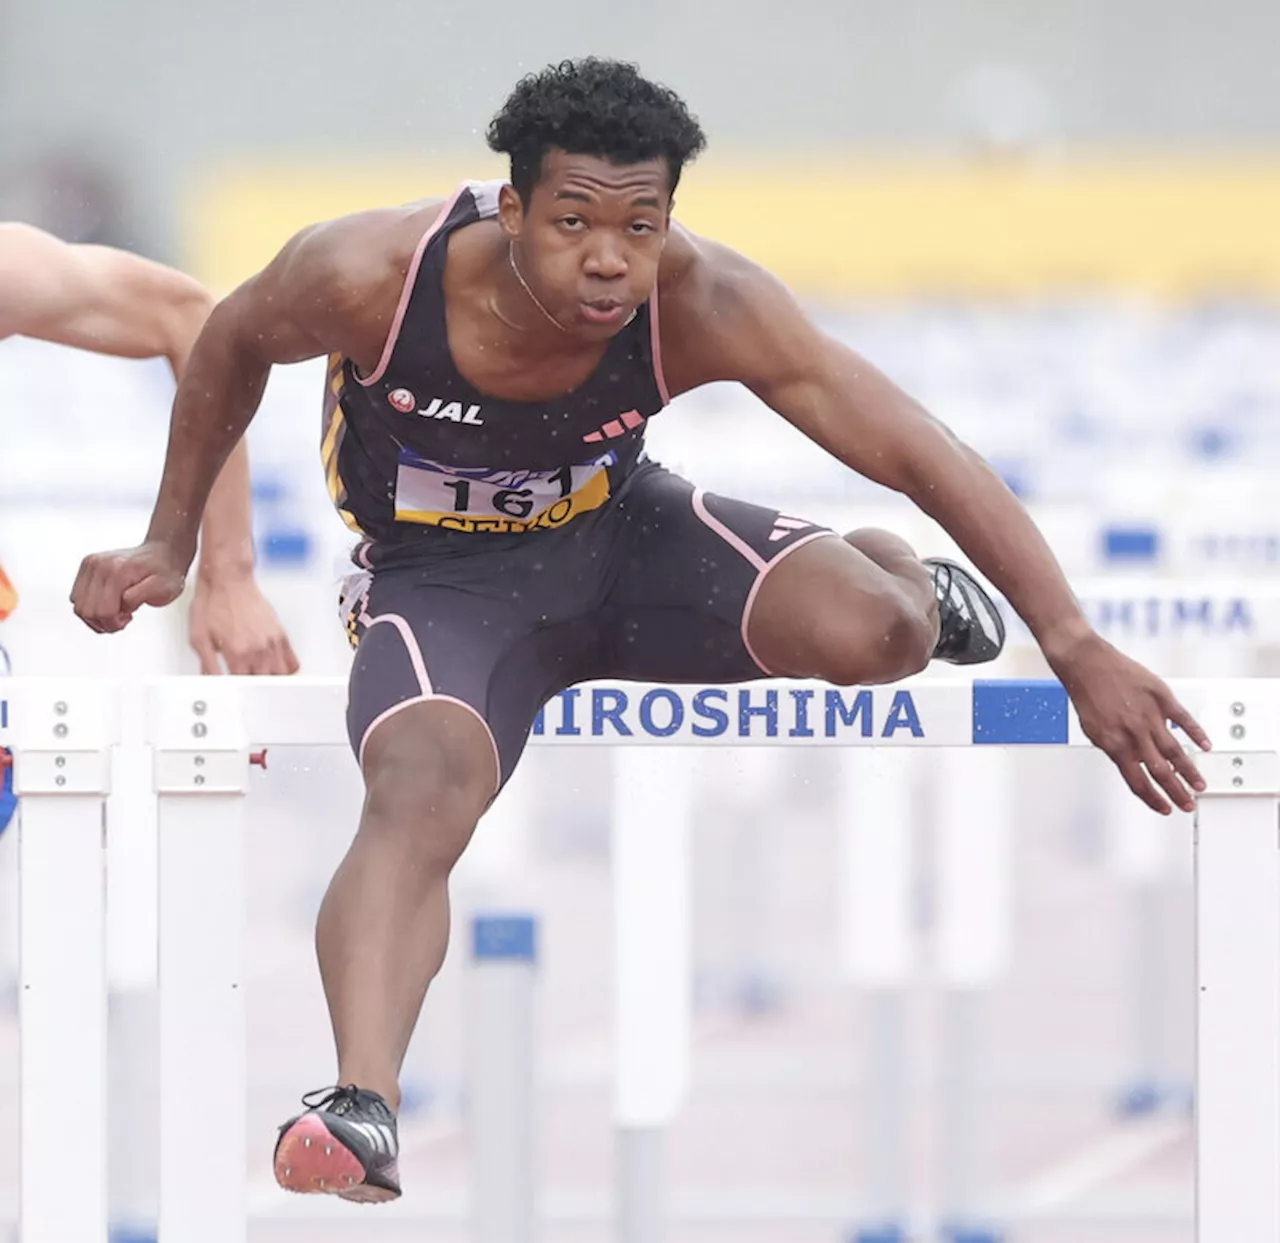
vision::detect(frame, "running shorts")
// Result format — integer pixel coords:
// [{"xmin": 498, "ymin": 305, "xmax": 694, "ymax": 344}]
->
[{"xmin": 341, "ymin": 460, "xmax": 836, "ymax": 790}]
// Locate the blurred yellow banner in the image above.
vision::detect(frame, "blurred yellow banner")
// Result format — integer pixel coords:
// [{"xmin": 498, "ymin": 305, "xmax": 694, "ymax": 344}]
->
[{"xmin": 185, "ymin": 152, "xmax": 1280, "ymax": 299}]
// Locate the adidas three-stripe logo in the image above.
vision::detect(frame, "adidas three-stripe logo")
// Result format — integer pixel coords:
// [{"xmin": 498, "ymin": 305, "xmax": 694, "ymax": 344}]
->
[
  {"xmin": 582, "ymin": 408, "xmax": 645, "ymax": 443},
  {"xmin": 347, "ymin": 1120, "xmax": 398, "ymax": 1157},
  {"xmin": 768, "ymin": 516, "xmax": 812, "ymax": 542}
]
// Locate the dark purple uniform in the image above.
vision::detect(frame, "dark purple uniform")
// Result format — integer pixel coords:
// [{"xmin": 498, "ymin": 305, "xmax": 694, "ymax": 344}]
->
[{"xmin": 326, "ymin": 181, "xmax": 833, "ymax": 787}]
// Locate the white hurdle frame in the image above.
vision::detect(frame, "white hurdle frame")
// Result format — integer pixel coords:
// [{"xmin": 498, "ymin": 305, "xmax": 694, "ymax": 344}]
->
[
  {"xmin": 10, "ymin": 680, "xmax": 118, "ymax": 1243},
  {"xmin": 3, "ymin": 673, "xmax": 1277, "ymax": 1243},
  {"xmin": 148, "ymin": 681, "xmax": 251, "ymax": 1243}
]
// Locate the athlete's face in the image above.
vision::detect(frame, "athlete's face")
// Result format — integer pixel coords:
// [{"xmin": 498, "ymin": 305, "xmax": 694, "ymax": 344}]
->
[{"xmin": 500, "ymin": 150, "xmax": 672, "ymax": 339}]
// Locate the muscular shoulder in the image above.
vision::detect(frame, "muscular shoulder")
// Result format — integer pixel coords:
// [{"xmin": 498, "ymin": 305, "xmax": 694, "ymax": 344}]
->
[
  {"xmin": 226, "ymin": 198, "xmax": 447, "ymax": 363},
  {"xmin": 655, "ymin": 225, "xmax": 819, "ymax": 395},
  {"xmin": 251, "ymin": 200, "xmax": 444, "ymax": 312}
]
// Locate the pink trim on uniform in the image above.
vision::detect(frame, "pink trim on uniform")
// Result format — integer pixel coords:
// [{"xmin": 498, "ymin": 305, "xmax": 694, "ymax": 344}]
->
[
  {"xmin": 365, "ymin": 613, "xmax": 432, "ymax": 692},
  {"xmin": 648, "ymin": 288, "xmax": 670, "ymax": 405},
  {"xmin": 358, "ymin": 693, "xmax": 435, "ymax": 768},
  {"xmin": 691, "ymin": 489, "xmax": 767, "ymax": 573},
  {"xmin": 355, "ymin": 543, "xmax": 374, "ymax": 570},
  {"xmin": 739, "ymin": 530, "xmax": 843, "ymax": 676},
  {"xmin": 620, "ymin": 409, "xmax": 644, "ymax": 429},
  {"xmin": 582, "ymin": 430, "xmax": 604, "ymax": 443},
  {"xmin": 356, "ymin": 185, "xmax": 467, "ymax": 387},
  {"xmin": 601, "ymin": 419, "xmax": 625, "ymax": 438},
  {"xmin": 357, "ymin": 693, "xmax": 502, "ymax": 798}
]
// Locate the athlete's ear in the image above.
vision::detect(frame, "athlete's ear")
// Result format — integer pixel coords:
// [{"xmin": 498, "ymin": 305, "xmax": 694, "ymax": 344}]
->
[{"xmin": 498, "ymin": 184, "xmax": 525, "ymax": 240}]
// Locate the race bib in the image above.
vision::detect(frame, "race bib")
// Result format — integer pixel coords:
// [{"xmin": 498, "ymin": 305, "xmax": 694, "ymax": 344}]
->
[{"xmin": 394, "ymin": 449, "xmax": 611, "ymax": 533}]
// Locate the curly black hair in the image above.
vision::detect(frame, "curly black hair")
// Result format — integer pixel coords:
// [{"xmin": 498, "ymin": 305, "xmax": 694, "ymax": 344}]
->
[{"xmin": 487, "ymin": 58, "xmax": 707, "ymax": 204}]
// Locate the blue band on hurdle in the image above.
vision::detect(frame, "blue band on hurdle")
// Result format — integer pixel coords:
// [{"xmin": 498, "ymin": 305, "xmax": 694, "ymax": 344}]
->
[
  {"xmin": 972, "ymin": 680, "xmax": 1069, "ymax": 745},
  {"xmin": 472, "ymin": 915, "xmax": 537, "ymax": 963},
  {"xmin": 1102, "ymin": 525, "xmax": 1160, "ymax": 563},
  {"xmin": 260, "ymin": 528, "xmax": 312, "ymax": 565}
]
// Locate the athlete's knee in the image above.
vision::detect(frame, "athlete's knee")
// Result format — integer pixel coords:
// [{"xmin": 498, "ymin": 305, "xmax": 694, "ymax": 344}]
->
[
  {"xmin": 840, "ymin": 527, "xmax": 922, "ymax": 570},
  {"xmin": 815, "ymin": 581, "xmax": 935, "ymax": 686},
  {"xmin": 359, "ymin": 703, "xmax": 497, "ymax": 869}
]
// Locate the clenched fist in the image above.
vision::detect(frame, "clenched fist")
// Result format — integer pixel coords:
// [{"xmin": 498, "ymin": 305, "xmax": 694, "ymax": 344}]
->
[{"xmin": 71, "ymin": 541, "xmax": 189, "ymax": 634}]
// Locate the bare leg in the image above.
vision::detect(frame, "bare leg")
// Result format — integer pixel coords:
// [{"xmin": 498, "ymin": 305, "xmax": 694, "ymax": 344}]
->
[
  {"xmin": 747, "ymin": 528, "xmax": 940, "ymax": 684},
  {"xmin": 315, "ymin": 700, "xmax": 497, "ymax": 1111}
]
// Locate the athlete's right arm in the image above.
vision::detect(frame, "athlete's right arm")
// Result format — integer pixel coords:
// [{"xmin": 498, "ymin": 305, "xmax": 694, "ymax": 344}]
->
[{"xmin": 71, "ymin": 216, "xmax": 393, "ymax": 634}]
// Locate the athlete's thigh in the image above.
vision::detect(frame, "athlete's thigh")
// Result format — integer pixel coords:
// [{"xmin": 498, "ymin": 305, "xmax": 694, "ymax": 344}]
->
[
  {"xmin": 341, "ymin": 555, "xmax": 601, "ymax": 791},
  {"xmin": 602, "ymin": 463, "xmax": 838, "ymax": 681}
]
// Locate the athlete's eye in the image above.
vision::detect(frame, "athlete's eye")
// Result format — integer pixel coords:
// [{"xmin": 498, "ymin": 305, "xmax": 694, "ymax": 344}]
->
[
  {"xmin": 558, "ymin": 215, "xmax": 586, "ymax": 231},
  {"xmin": 629, "ymin": 221, "xmax": 656, "ymax": 235}
]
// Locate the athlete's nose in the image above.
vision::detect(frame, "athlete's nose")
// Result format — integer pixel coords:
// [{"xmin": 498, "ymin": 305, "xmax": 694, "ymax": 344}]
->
[{"xmin": 583, "ymin": 233, "xmax": 628, "ymax": 281}]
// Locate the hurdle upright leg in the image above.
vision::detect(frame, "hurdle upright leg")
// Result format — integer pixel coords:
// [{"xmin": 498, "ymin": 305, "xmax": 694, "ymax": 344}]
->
[
  {"xmin": 469, "ymin": 914, "xmax": 539, "ymax": 1243},
  {"xmin": 613, "ymin": 745, "xmax": 694, "ymax": 1243},
  {"xmin": 1193, "ymin": 683, "xmax": 1280, "ymax": 1241},
  {"xmin": 838, "ymin": 748, "xmax": 916, "ymax": 1243},
  {"xmin": 935, "ymin": 746, "xmax": 1012, "ymax": 1243},
  {"xmin": 148, "ymin": 681, "xmax": 250, "ymax": 1243},
  {"xmin": 12, "ymin": 679, "xmax": 118, "ymax": 1243}
]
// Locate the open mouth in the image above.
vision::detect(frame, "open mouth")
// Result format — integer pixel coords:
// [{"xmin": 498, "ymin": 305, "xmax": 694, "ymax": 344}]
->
[{"xmin": 580, "ymin": 299, "xmax": 629, "ymax": 326}]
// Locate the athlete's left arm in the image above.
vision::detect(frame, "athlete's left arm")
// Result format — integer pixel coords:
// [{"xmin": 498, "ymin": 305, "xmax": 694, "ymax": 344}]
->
[
  {"xmin": 0, "ymin": 223, "xmax": 296, "ymax": 674},
  {"xmin": 660, "ymin": 235, "xmax": 1209, "ymax": 809}
]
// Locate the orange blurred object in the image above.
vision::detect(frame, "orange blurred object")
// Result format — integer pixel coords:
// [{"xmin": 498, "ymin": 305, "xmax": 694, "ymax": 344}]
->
[{"xmin": 0, "ymin": 563, "xmax": 17, "ymax": 621}]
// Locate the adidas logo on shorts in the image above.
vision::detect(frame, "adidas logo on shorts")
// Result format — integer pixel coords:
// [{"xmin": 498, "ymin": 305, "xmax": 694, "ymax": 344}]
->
[{"xmin": 769, "ymin": 516, "xmax": 812, "ymax": 542}]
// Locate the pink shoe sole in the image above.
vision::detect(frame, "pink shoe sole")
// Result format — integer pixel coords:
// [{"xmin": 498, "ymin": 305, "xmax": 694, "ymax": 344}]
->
[{"xmin": 273, "ymin": 1114, "xmax": 399, "ymax": 1203}]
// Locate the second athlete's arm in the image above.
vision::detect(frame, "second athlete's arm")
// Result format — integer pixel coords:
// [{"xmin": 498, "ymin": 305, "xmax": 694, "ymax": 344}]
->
[
  {"xmin": 71, "ymin": 213, "xmax": 401, "ymax": 633},
  {"xmin": 0, "ymin": 224, "xmax": 249, "ymax": 559},
  {"xmin": 0, "ymin": 223, "xmax": 295, "ymax": 668}
]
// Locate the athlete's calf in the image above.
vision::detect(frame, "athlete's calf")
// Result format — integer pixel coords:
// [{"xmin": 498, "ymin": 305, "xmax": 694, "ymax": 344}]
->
[{"xmin": 316, "ymin": 700, "xmax": 497, "ymax": 1109}]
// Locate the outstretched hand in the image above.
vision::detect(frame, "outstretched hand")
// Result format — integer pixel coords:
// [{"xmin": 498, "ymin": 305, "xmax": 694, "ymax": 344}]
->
[
  {"xmin": 71, "ymin": 541, "xmax": 188, "ymax": 634},
  {"xmin": 1050, "ymin": 634, "xmax": 1211, "ymax": 815}
]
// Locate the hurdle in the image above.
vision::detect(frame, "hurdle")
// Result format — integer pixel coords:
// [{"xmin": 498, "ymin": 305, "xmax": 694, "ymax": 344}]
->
[{"xmin": 3, "ymin": 673, "xmax": 1277, "ymax": 1243}]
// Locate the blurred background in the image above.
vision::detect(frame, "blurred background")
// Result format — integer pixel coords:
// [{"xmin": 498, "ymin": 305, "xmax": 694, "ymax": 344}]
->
[{"xmin": 4, "ymin": 2, "xmax": 1280, "ymax": 1241}]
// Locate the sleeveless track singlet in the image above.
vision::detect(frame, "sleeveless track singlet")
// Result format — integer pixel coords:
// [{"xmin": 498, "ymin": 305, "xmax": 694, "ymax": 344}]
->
[{"xmin": 321, "ymin": 180, "xmax": 669, "ymax": 552}]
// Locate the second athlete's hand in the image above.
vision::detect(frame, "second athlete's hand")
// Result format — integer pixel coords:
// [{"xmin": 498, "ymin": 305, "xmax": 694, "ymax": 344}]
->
[
  {"xmin": 188, "ymin": 570, "xmax": 299, "ymax": 675},
  {"xmin": 71, "ymin": 540, "xmax": 189, "ymax": 634}
]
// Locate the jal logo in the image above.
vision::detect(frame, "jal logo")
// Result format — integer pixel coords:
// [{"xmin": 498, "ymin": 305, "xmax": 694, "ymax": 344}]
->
[
  {"xmin": 388, "ymin": 389, "xmax": 485, "ymax": 426},
  {"xmin": 421, "ymin": 397, "xmax": 485, "ymax": 426}
]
